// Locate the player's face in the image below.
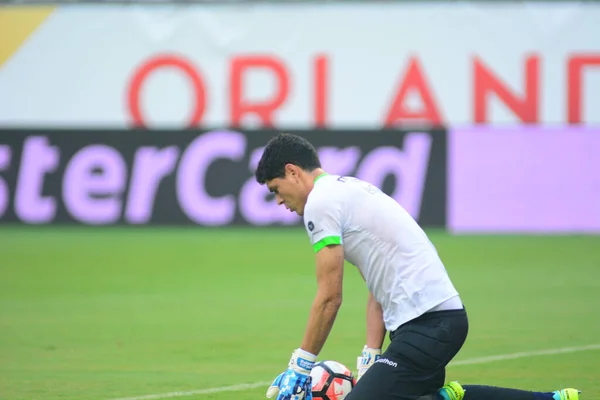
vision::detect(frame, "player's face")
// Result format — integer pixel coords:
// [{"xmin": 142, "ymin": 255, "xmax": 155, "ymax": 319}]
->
[{"xmin": 266, "ymin": 172, "xmax": 308, "ymax": 216}]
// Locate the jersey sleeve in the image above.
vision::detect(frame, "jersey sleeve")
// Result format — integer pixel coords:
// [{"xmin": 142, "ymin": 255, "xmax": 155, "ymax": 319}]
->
[{"xmin": 303, "ymin": 196, "xmax": 343, "ymax": 253}]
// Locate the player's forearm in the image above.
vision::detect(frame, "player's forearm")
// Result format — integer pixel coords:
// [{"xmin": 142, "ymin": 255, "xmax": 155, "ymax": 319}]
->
[
  {"xmin": 300, "ymin": 294, "xmax": 342, "ymax": 356},
  {"xmin": 366, "ymin": 292, "xmax": 386, "ymax": 349}
]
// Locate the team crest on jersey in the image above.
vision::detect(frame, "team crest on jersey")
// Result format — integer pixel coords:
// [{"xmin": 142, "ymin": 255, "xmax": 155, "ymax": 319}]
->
[{"xmin": 308, "ymin": 221, "xmax": 315, "ymax": 231}]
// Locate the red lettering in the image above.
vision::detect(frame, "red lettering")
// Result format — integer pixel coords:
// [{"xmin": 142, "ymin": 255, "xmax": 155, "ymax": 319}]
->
[
  {"xmin": 230, "ymin": 56, "xmax": 289, "ymax": 128},
  {"xmin": 384, "ymin": 57, "xmax": 443, "ymax": 127},
  {"xmin": 568, "ymin": 54, "xmax": 600, "ymax": 124},
  {"xmin": 127, "ymin": 54, "xmax": 206, "ymax": 128},
  {"xmin": 314, "ymin": 55, "xmax": 328, "ymax": 127},
  {"xmin": 474, "ymin": 55, "xmax": 539, "ymax": 124}
]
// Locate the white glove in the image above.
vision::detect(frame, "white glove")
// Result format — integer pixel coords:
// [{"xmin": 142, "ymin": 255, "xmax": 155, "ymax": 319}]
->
[{"xmin": 356, "ymin": 345, "xmax": 381, "ymax": 381}]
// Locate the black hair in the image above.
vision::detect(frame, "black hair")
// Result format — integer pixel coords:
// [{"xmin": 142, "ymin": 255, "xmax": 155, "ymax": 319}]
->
[{"xmin": 255, "ymin": 133, "xmax": 321, "ymax": 184}]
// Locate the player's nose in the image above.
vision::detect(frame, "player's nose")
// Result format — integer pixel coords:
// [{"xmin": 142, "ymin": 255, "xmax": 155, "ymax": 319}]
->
[{"xmin": 276, "ymin": 194, "xmax": 284, "ymax": 205}]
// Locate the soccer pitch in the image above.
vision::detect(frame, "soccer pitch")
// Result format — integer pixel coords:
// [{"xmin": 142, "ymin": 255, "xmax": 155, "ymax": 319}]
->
[{"xmin": 0, "ymin": 227, "xmax": 599, "ymax": 400}]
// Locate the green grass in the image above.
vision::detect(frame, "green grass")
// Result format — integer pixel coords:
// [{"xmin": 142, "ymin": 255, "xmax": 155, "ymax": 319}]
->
[{"xmin": 0, "ymin": 227, "xmax": 599, "ymax": 400}]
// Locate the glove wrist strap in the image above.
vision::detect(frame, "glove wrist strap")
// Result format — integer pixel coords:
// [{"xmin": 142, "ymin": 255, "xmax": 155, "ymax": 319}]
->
[
  {"xmin": 288, "ymin": 348, "xmax": 317, "ymax": 375},
  {"xmin": 363, "ymin": 345, "xmax": 382, "ymax": 354}
]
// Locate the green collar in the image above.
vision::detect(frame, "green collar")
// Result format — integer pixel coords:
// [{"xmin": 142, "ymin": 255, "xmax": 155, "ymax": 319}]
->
[{"xmin": 314, "ymin": 172, "xmax": 328, "ymax": 184}]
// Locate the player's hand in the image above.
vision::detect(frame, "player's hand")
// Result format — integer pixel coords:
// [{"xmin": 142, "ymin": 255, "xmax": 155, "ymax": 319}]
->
[
  {"xmin": 266, "ymin": 369, "xmax": 312, "ymax": 400},
  {"xmin": 356, "ymin": 345, "xmax": 381, "ymax": 381},
  {"xmin": 266, "ymin": 348, "xmax": 316, "ymax": 400}
]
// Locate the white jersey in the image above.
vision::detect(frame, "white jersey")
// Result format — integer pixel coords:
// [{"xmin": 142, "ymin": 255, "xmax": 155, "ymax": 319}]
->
[{"xmin": 303, "ymin": 174, "xmax": 460, "ymax": 331}]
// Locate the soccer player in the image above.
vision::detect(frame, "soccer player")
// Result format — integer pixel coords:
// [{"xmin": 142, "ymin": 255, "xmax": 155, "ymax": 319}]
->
[{"xmin": 255, "ymin": 133, "xmax": 580, "ymax": 400}]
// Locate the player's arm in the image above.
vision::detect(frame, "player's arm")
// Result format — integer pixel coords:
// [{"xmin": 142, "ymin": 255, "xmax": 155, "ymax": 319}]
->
[
  {"xmin": 266, "ymin": 197, "xmax": 344, "ymax": 399},
  {"xmin": 366, "ymin": 291, "xmax": 386, "ymax": 349},
  {"xmin": 300, "ymin": 243, "xmax": 345, "ymax": 355},
  {"xmin": 356, "ymin": 292, "xmax": 386, "ymax": 380},
  {"xmin": 266, "ymin": 242, "xmax": 344, "ymax": 399}
]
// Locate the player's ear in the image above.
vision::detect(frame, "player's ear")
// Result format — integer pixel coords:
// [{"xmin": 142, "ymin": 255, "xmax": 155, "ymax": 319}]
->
[
  {"xmin": 285, "ymin": 164, "xmax": 300, "ymax": 181},
  {"xmin": 284, "ymin": 163, "xmax": 294, "ymax": 176}
]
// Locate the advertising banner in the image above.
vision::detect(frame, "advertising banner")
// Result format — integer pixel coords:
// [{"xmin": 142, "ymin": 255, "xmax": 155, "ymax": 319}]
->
[
  {"xmin": 448, "ymin": 126, "xmax": 600, "ymax": 233},
  {"xmin": 0, "ymin": 129, "xmax": 447, "ymax": 227},
  {"xmin": 1, "ymin": 3, "xmax": 599, "ymax": 128}
]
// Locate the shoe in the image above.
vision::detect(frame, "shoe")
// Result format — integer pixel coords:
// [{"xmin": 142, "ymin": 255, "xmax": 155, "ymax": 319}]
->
[
  {"xmin": 438, "ymin": 381, "xmax": 465, "ymax": 400},
  {"xmin": 553, "ymin": 389, "xmax": 581, "ymax": 400}
]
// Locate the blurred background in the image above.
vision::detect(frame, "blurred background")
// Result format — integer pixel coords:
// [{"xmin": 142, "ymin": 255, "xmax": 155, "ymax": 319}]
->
[{"xmin": 0, "ymin": 0, "xmax": 599, "ymax": 399}]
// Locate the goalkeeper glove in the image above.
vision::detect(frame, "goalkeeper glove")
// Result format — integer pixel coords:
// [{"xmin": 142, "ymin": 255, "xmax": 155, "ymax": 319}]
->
[
  {"xmin": 266, "ymin": 348, "xmax": 316, "ymax": 400},
  {"xmin": 356, "ymin": 345, "xmax": 381, "ymax": 381}
]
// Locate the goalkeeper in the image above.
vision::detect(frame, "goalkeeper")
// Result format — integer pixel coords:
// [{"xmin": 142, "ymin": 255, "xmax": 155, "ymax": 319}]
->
[{"xmin": 255, "ymin": 133, "xmax": 581, "ymax": 400}]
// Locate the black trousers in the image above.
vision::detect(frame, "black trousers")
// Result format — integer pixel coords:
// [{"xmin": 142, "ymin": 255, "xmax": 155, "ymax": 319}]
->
[{"xmin": 346, "ymin": 308, "xmax": 469, "ymax": 400}]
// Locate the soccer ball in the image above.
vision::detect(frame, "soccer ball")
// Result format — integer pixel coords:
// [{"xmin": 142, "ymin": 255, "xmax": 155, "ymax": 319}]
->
[{"xmin": 310, "ymin": 360, "xmax": 356, "ymax": 400}]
